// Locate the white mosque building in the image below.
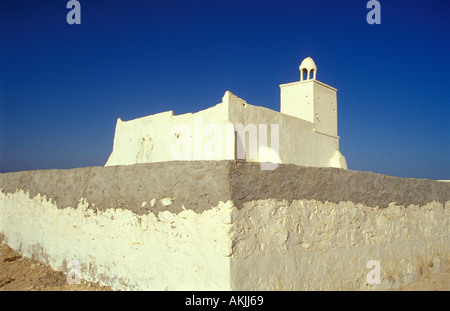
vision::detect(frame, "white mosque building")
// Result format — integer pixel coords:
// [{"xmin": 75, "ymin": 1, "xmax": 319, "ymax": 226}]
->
[{"xmin": 105, "ymin": 57, "xmax": 347, "ymax": 170}]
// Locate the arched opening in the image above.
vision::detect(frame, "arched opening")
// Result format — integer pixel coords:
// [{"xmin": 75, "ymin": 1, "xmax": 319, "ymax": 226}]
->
[
  {"xmin": 301, "ymin": 68, "xmax": 308, "ymax": 81},
  {"xmin": 309, "ymin": 69, "xmax": 315, "ymax": 80}
]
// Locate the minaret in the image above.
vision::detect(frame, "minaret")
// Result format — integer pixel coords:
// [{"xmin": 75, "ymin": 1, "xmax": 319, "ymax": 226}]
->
[{"xmin": 280, "ymin": 57, "xmax": 338, "ymax": 138}]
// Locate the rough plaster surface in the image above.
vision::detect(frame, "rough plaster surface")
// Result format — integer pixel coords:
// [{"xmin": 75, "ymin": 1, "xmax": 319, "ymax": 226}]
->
[
  {"xmin": 230, "ymin": 198, "xmax": 449, "ymax": 290},
  {"xmin": 227, "ymin": 162, "xmax": 449, "ymax": 209},
  {"xmin": 1, "ymin": 161, "xmax": 447, "ymax": 213},
  {"xmin": 1, "ymin": 161, "xmax": 449, "ymax": 290},
  {"xmin": 0, "ymin": 161, "xmax": 231, "ymax": 216},
  {"xmin": 0, "ymin": 190, "xmax": 233, "ymax": 290}
]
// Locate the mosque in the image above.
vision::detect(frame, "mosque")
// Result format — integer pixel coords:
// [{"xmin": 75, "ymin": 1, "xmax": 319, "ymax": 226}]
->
[{"xmin": 105, "ymin": 57, "xmax": 347, "ymax": 170}]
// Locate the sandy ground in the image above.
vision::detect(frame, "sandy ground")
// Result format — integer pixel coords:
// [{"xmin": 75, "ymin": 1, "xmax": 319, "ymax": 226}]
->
[
  {"xmin": 0, "ymin": 242, "xmax": 111, "ymax": 291},
  {"xmin": 0, "ymin": 242, "xmax": 448, "ymax": 291}
]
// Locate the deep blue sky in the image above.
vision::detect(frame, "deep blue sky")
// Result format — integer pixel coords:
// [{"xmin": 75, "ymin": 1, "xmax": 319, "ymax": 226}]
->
[{"xmin": 0, "ymin": 0, "xmax": 449, "ymax": 179}]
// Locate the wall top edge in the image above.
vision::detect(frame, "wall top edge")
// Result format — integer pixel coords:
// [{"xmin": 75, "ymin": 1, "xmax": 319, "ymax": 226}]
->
[{"xmin": 1, "ymin": 161, "xmax": 448, "ymax": 215}]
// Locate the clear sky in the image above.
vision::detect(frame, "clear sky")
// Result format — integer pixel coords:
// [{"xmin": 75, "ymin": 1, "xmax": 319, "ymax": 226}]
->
[{"xmin": 0, "ymin": 0, "xmax": 449, "ymax": 179}]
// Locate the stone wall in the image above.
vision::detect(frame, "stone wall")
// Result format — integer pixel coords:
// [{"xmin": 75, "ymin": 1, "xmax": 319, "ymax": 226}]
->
[{"xmin": 1, "ymin": 161, "xmax": 449, "ymax": 290}]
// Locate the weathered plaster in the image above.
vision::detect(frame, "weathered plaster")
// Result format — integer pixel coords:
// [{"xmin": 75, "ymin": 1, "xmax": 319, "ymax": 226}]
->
[
  {"xmin": 230, "ymin": 198, "xmax": 449, "ymax": 290},
  {"xmin": 0, "ymin": 190, "xmax": 233, "ymax": 290},
  {"xmin": 1, "ymin": 161, "xmax": 449, "ymax": 290}
]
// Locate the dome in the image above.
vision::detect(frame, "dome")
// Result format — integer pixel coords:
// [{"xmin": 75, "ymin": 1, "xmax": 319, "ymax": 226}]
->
[{"xmin": 299, "ymin": 57, "xmax": 317, "ymax": 81}]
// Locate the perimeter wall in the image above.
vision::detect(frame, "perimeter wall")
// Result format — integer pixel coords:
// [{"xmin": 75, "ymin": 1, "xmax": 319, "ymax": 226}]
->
[{"xmin": 1, "ymin": 161, "xmax": 448, "ymax": 290}]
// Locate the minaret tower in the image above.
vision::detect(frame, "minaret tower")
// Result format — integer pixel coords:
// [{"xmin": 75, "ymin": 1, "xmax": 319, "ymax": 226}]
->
[{"xmin": 280, "ymin": 57, "xmax": 338, "ymax": 138}]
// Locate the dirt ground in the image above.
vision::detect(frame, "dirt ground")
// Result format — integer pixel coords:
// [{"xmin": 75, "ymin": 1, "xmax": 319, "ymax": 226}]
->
[
  {"xmin": 0, "ymin": 242, "xmax": 111, "ymax": 291},
  {"xmin": 0, "ymin": 242, "xmax": 448, "ymax": 291}
]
